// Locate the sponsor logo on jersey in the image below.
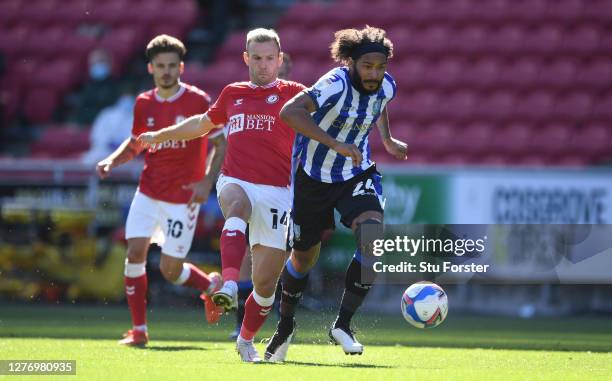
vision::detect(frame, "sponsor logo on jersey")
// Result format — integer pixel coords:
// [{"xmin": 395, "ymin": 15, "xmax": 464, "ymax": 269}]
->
[
  {"xmin": 234, "ymin": 98, "xmax": 243, "ymax": 106},
  {"xmin": 175, "ymin": 115, "xmax": 186, "ymax": 124},
  {"xmin": 228, "ymin": 113, "xmax": 245, "ymax": 135},
  {"xmin": 148, "ymin": 139, "xmax": 188, "ymax": 152},
  {"xmin": 372, "ymin": 99, "xmax": 382, "ymax": 115},
  {"xmin": 266, "ymin": 94, "xmax": 279, "ymax": 104},
  {"xmin": 147, "ymin": 117, "xmax": 155, "ymax": 128}
]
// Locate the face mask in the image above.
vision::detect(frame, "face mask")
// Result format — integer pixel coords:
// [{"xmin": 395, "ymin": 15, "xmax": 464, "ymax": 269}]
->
[{"xmin": 89, "ymin": 62, "xmax": 111, "ymax": 80}]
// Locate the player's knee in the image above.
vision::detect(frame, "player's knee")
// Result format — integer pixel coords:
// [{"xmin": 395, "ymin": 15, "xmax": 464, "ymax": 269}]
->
[
  {"xmin": 291, "ymin": 250, "xmax": 317, "ymax": 273},
  {"xmin": 159, "ymin": 258, "xmax": 182, "ymax": 282},
  {"xmin": 252, "ymin": 277, "xmax": 277, "ymax": 298},
  {"xmin": 225, "ymin": 198, "xmax": 251, "ymax": 220}
]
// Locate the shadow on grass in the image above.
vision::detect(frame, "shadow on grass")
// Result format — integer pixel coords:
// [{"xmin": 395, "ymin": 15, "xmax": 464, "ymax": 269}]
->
[
  {"xmin": 283, "ymin": 360, "xmax": 395, "ymax": 369},
  {"xmin": 143, "ymin": 345, "xmax": 218, "ymax": 352}
]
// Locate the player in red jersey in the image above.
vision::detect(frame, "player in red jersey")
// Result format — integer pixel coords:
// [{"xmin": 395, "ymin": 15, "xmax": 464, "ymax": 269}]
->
[
  {"xmin": 138, "ymin": 28, "xmax": 305, "ymax": 361},
  {"xmin": 96, "ymin": 35, "xmax": 227, "ymax": 346}
]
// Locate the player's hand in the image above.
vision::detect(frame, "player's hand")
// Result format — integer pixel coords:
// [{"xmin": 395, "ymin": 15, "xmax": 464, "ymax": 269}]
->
[
  {"xmin": 96, "ymin": 158, "xmax": 114, "ymax": 179},
  {"xmin": 332, "ymin": 142, "xmax": 363, "ymax": 167},
  {"xmin": 183, "ymin": 177, "xmax": 214, "ymax": 207},
  {"xmin": 137, "ymin": 132, "xmax": 162, "ymax": 147},
  {"xmin": 383, "ymin": 137, "xmax": 408, "ymax": 160}
]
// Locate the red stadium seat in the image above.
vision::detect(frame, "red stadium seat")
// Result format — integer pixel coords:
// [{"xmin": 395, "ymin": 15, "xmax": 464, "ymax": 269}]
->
[
  {"xmin": 553, "ymin": 92, "xmax": 594, "ymax": 121},
  {"xmin": 412, "ymin": 25, "xmax": 453, "ymax": 55},
  {"xmin": 462, "ymin": 57, "xmax": 501, "ymax": 89},
  {"xmin": 568, "ymin": 122, "xmax": 612, "ymax": 157},
  {"xmin": 181, "ymin": 62, "xmax": 208, "ymax": 91},
  {"xmin": 426, "ymin": 57, "xmax": 464, "ymax": 88},
  {"xmin": 583, "ymin": 0, "xmax": 612, "ymax": 22},
  {"xmin": 20, "ymin": 0, "xmax": 59, "ymax": 25},
  {"xmin": 0, "ymin": 0, "xmax": 23, "ymax": 25},
  {"xmin": 543, "ymin": 0, "xmax": 585, "ymax": 23},
  {"xmin": 508, "ymin": 0, "xmax": 548, "ymax": 23},
  {"xmin": 490, "ymin": 123, "xmax": 533, "ymax": 154},
  {"xmin": 23, "ymin": 88, "xmax": 60, "ymax": 124},
  {"xmin": 528, "ymin": 122, "xmax": 573, "ymax": 155},
  {"xmin": 593, "ymin": 92, "xmax": 612, "ymax": 120},
  {"xmin": 515, "ymin": 91, "xmax": 555, "ymax": 121},
  {"xmin": 487, "ymin": 24, "xmax": 526, "ymax": 56},
  {"xmin": 562, "ymin": 24, "xmax": 601, "ymax": 55},
  {"xmin": 440, "ymin": 90, "xmax": 478, "ymax": 120},
  {"xmin": 472, "ymin": 0, "xmax": 510, "ymax": 22},
  {"xmin": 576, "ymin": 59, "xmax": 612, "ymax": 89},
  {"xmin": 414, "ymin": 121, "xmax": 456, "ymax": 154},
  {"xmin": 393, "ymin": 56, "xmax": 428, "ymax": 89},
  {"xmin": 29, "ymin": 58, "xmax": 81, "ymax": 95},
  {"xmin": 451, "ymin": 24, "xmax": 487, "ymax": 55},
  {"xmin": 499, "ymin": 58, "xmax": 540, "ymax": 89},
  {"xmin": 99, "ymin": 26, "xmax": 146, "ymax": 74},
  {"xmin": 523, "ymin": 24, "xmax": 563, "ymax": 55},
  {"xmin": 538, "ymin": 58, "xmax": 577, "ymax": 89},
  {"xmin": 29, "ymin": 124, "xmax": 90, "ymax": 158},
  {"xmin": 0, "ymin": 25, "xmax": 31, "ymax": 58},
  {"xmin": 454, "ymin": 122, "xmax": 495, "ymax": 154},
  {"xmin": 399, "ymin": 90, "xmax": 441, "ymax": 121},
  {"xmin": 475, "ymin": 90, "xmax": 516, "ymax": 121},
  {"xmin": 22, "ymin": 26, "xmax": 69, "ymax": 59}
]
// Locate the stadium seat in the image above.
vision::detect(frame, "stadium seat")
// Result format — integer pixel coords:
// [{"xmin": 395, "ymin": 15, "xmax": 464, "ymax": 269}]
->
[
  {"xmin": 413, "ymin": 25, "xmax": 453, "ymax": 55},
  {"xmin": 568, "ymin": 122, "xmax": 612, "ymax": 157},
  {"xmin": 29, "ymin": 124, "xmax": 90, "ymax": 158},
  {"xmin": 538, "ymin": 58, "xmax": 577, "ymax": 89},
  {"xmin": 23, "ymin": 88, "xmax": 60, "ymax": 124},
  {"xmin": 426, "ymin": 57, "xmax": 464, "ymax": 88},
  {"xmin": 523, "ymin": 24, "xmax": 563, "ymax": 55},
  {"xmin": 462, "ymin": 57, "xmax": 501, "ymax": 89},
  {"xmin": 553, "ymin": 92, "xmax": 594, "ymax": 121},
  {"xmin": 562, "ymin": 24, "xmax": 601, "ymax": 55},
  {"xmin": 515, "ymin": 91, "xmax": 555, "ymax": 121},
  {"xmin": 29, "ymin": 58, "xmax": 81, "ymax": 95},
  {"xmin": 22, "ymin": 26, "xmax": 69, "ymax": 59},
  {"xmin": 181, "ymin": 62, "xmax": 208, "ymax": 91},
  {"xmin": 576, "ymin": 59, "xmax": 612, "ymax": 89},
  {"xmin": 528, "ymin": 122, "xmax": 573, "ymax": 155},
  {"xmin": 0, "ymin": 25, "xmax": 31, "ymax": 58},
  {"xmin": 474, "ymin": 90, "xmax": 516, "ymax": 121},
  {"xmin": 490, "ymin": 123, "xmax": 533, "ymax": 154},
  {"xmin": 487, "ymin": 25, "xmax": 525, "ymax": 56},
  {"xmin": 99, "ymin": 26, "xmax": 146, "ymax": 74},
  {"xmin": 473, "ymin": 0, "xmax": 510, "ymax": 23},
  {"xmin": 414, "ymin": 121, "xmax": 456, "ymax": 154},
  {"xmin": 499, "ymin": 58, "xmax": 540, "ymax": 89},
  {"xmin": 441, "ymin": 90, "xmax": 478, "ymax": 120},
  {"xmin": 454, "ymin": 122, "xmax": 494, "ymax": 153},
  {"xmin": 543, "ymin": 0, "xmax": 585, "ymax": 23},
  {"xmin": 452, "ymin": 24, "xmax": 487, "ymax": 55}
]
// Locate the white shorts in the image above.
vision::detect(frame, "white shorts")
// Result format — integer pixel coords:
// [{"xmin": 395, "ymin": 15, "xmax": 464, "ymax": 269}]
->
[
  {"xmin": 125, "ymin": 190, "xmax": 199, "ymax": 258},
  {"xmin": 216, "ymin": 174, "xmax": 290, "ymax": 251}
]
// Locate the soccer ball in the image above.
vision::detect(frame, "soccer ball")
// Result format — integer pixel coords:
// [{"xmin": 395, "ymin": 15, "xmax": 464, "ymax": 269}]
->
[{"xmin": 401, "ymin": 282, "xmax": 448, "ymax": 329}]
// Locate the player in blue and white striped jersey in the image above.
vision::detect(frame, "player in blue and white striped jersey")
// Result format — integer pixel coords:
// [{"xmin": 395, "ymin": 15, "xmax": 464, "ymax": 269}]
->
[{"xmin": 265, "ymin": 26, "xmax": 408, "ymax": 361}]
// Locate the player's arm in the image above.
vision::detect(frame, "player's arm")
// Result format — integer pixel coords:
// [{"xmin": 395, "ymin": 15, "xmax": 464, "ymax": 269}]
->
[
  {"xmin": 377, "ymin": 106, "xmax": 407, "ymax": 160},
  {"xmin": 184, "ymin": 131, "xmax": 227, "ymax": 206},
  {"xmin": 136, "ymin": 114, "xmax": 221, "ymax": 145},
  {"xmin": 96, "ymin": 137, "xmax": 145, "ymax": 179},
  {"xmin": 280, "ymin": 92, "xmax": 363, "ymax": 166}
]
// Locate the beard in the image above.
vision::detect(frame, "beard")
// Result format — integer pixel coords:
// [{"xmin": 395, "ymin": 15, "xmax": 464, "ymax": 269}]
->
[
  {"xmin": 157, "ymin": 76, "xmax": 178, "ymax": 89},
  {"xmin": 350, "ymin": 69, "xmax": 382, "ymax": 95}
]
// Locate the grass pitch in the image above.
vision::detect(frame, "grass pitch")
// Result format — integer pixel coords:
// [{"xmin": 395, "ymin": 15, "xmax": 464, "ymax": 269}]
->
[{"xmin": 0, "ymin": 304, "xmax": 610, "ymax": 380}]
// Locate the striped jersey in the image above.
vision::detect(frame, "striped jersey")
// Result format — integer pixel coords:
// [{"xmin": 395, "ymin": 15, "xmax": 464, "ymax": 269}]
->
[{"xmin": 294, "ymin": 66, "xmax": 396, "ymax": 183}]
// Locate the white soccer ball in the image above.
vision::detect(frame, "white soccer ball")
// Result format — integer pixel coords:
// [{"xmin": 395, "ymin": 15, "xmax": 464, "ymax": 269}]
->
[{"xmin": 401, "ymin": 282, "xmax": 448, "ymax": 329}]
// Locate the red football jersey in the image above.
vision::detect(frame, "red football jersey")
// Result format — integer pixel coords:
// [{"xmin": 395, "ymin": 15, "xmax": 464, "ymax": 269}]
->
[
  {"xmin": 132, "ymin": 83, "xmax": 211, "ymax": 204},
  {"xmin": 206, "ymin": 79, "xmax": 306, "ymax": 187}
]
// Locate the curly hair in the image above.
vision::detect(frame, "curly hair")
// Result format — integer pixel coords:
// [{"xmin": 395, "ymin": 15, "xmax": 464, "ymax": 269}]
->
[
  {"xmin": 146, "ymin": 34, "xmax": 186, "ymax": 61},
  {"xmin": 330, "ymin": 26, "xmax": 393, "ymax": 64}
]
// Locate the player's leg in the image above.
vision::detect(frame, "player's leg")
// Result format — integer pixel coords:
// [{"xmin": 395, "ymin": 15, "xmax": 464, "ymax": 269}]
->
[
  {"xmin": 120, "ymin": 191, "xmax": 158, "ymax": 346},
  {"xmin": 231, "ymin": 248, "xmax": 253, "ymax": 339},
  {"xmin": 235, "ymin": 182, "xmax": 290, "ymax": 362},
  {"xmin": 215, "ymin": 175, "xmax": 253, "ymax": 311},
  {"xmin": 157, "ymin": 201, "xmax": 223, "ymax": 323},
  {"xmin": 266, "ymin": 165, "xmax": 335, "ymax": 361},
  {"xmin": 236, "ymin": 244, "xmax": 288, "ymax": 362},
  {"xmin": 330, "ymin": 168, "xmax": 385, "ymax": 355}
]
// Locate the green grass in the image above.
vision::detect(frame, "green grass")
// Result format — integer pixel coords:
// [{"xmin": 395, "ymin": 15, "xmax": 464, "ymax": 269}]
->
[{"xmin": 0, "ymin": 304, "xmax": 611, "ymax": 380}]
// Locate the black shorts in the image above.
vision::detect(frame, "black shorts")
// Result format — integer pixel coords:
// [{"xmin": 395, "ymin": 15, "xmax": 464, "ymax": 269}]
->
[{"xmin": 288, "ymin": 164, "xmax": 384, "ymax": 251}]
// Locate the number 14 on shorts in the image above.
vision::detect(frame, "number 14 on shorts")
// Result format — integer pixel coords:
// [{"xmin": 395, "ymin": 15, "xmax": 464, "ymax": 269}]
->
[{"xmin": 270, "ymin": 209, "xmax": 287, "ymax": 230}]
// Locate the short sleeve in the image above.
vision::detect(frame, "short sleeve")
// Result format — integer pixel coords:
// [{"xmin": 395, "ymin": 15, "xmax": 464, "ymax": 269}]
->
[
  {"xmin": 131, "ymin": 97, "xmax": 146, "ymax": 138},
  {"xmin": 305, "ymin": 69, "xmax": 345, "ymax": 111},
  {"xmin": 205, "ymin": 86, "xmax": 231, "ymax": 126}
]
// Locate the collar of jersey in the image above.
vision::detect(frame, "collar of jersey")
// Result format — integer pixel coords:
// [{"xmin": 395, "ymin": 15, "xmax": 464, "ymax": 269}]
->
[
  {"xmin": 154, "ymin": 83, "xmax": 186, "ymax": 103},
  {"xmin": 248, "ymin": 79, "xmax": 279, "ymax": 89}
]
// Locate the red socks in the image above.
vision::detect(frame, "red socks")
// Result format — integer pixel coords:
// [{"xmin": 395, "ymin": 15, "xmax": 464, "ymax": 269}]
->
[{"xmin": 220, "ymin": 217, "xmax": 247, "ymax": 282}]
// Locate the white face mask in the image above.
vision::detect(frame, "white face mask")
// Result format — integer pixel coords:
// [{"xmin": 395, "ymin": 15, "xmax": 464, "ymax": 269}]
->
[{"xmin": 89, "ymin": 62, "xmax": 111, "ymax": 80}]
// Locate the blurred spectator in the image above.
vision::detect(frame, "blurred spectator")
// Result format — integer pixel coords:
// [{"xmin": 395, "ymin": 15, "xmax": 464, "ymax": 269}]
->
[
  {"xmin": 81, "ymin": 84, "xmax": 135, "ymax": 165},
  {"xmin": 70, "ymin": 49, "xmax": 120, "ymax": 125},
  {"xmin": 279, "ymin": 52, "xmax": 292, "ymax": 80}
]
